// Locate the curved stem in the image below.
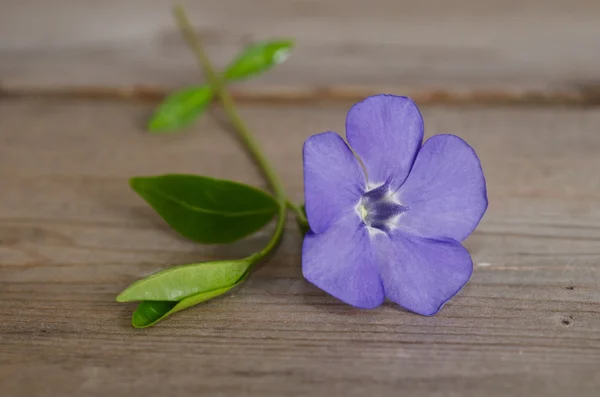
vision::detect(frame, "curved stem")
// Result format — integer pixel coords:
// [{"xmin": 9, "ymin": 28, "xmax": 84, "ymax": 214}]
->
[{"xmin": 174, "ymin": 5, "xmax": 287, "ymax": 261}]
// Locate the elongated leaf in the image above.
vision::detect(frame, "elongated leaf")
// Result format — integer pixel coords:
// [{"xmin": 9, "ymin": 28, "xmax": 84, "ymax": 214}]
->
[
  {"xmin": 116, "ymin": 259, "xmax": 252, "ymax": 302},
  {"xmin": 131, "ymin": 280, "xmax": 245, "ymax": 328},
  {"xmin": 130, "ymin": 174, "xmax": 278, "ymax": 244},
  {"xmin": 148, "ymin": 85, "xmax": 213, "ymax": 133},
  {"xmin": 224, "ymin": 40, "xmax": 294, "ymax": 81}
]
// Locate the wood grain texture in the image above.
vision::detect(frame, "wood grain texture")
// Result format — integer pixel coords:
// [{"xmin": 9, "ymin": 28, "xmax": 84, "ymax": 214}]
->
[
  {"xmin": 0, "ymin": 98, "xmax": 599, "ymax": 396},
  {"xmin": 1, "ymin": 0, "xmax": 600, "ymax": 93}
]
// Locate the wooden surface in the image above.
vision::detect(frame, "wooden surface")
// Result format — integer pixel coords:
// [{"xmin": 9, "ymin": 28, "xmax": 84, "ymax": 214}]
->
[
  {"xmin": 2, "ymin": 0, "xmax": 600, "ymax": 395},
  {"xmin": 1, "ymin": 98, "xmax": 599, "ymax": 396},
  {"xmin": 1, "ymin": 0, "xmax": 600, "ymax": 95}
]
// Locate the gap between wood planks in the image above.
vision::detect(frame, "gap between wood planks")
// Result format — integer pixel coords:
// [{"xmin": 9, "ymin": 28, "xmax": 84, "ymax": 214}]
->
[{"xmin": 2, "ymin": 83, "xmax": 600, "ymax": 106}]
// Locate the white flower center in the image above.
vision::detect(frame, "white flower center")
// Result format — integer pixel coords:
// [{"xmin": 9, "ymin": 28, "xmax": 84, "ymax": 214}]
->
[{"xmin": 356, "ymin": 184, "xmax": 406, "ymax": 232}]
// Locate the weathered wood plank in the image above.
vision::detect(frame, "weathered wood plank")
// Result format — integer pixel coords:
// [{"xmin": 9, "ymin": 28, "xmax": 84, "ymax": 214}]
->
[
  {"xmin": 1, "ymin": 0, "xmax": 600, "ymax": 93},
  {"xmin": 0, "ymin": 99, "xmax": 599, "ymax": 396}
]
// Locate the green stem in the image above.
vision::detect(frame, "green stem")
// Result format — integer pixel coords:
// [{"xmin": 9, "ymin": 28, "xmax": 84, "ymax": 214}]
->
[
  {"xmin": 174, "ymin": 5, "xmax": 286, "ymax": 261},
  {"xmin": 286, "ymin": 200, "xmax": 308, "ymax": 226}
]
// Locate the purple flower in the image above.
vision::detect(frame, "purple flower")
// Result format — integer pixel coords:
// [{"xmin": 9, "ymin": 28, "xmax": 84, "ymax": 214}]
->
[{"xmin": 302, "ymin": 95, "xmax": 487, "ymax": 315}]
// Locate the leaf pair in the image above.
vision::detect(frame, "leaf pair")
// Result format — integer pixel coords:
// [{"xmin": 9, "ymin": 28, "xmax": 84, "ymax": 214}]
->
[
  {"xmin": 119, "ymin": 174, "xmax": 279, "ymax": 327},
  {"xmin": 118, "ymin": 259, "xmax": 252, "ymax": 328},
  {"xmin": 149, "ymin": 40, "xmax": 294, "ymax": 132}
]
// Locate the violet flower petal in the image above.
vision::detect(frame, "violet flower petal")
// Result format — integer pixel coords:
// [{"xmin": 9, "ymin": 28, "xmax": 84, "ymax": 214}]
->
[
  {"xmin": 396, "ymin": 134, "xmax": 488, "ymax": 242},
  {"xmin": 303, "ymin": 131, "xmax": 366, "ymax": 234},
  {"xmin": 302, "ymin": 215, "xmax": 385, "ymax": 309},
  {"xmin": 375, "ymin": 232, "xmax": 473, "ymax": 315},
  {"xmin": 346, "ymin": 95, "xmax": 423, "ymax": 189}
]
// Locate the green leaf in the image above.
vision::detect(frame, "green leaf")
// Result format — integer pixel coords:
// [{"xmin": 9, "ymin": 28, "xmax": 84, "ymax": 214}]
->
[
  {"xmin": 146, "ymin": 40, "xmax": 293, "ymax": 133},
  {"xmin": 224, "ymin": 40, "xmax": 294, "ymax": 81},
  {"xmin": 116, "ymin": 258, "xmax": 252, "ymax": 302},
  {"xmin": 131, "ymin": 280, "xmax": 245, "ymax": 328},
  {"xmin": 130, "ymin": 174, "xmax": 278, "ymax": 244},
  {"xmin": 148, "ymin": 86, "xmax": 213, "ymax": 133}
]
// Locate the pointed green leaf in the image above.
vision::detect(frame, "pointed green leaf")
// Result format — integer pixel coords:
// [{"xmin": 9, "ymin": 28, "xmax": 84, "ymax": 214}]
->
[
  {"xmin": 131, "ymin": 279, "xmax": 245, "ymax": 328},
  {"xmin": 116, "ymin": 258, "xmax": 252, "ymax": 302},
  {"xmin": 148, "ymin": 85, "xmax": 213, "ymax": 133},
  {"xmin": 224, "ymin": 40, "xmax": 294, "ymax": 81},
  {"xmin": 130, "ymin": 174, "xmax": 278, "ymax": 244}
]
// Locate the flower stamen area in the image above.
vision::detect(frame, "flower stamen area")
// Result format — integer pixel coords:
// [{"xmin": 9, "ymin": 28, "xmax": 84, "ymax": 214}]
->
[{"xmin": 356, "ymin": 184, "xmax": 406, "ymax": 233}]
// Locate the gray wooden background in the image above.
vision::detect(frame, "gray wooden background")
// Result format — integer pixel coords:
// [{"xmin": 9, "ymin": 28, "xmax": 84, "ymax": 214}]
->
[{"xmin": 1, "ymin": 1, "xmax": 599, "ymax": 396}]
